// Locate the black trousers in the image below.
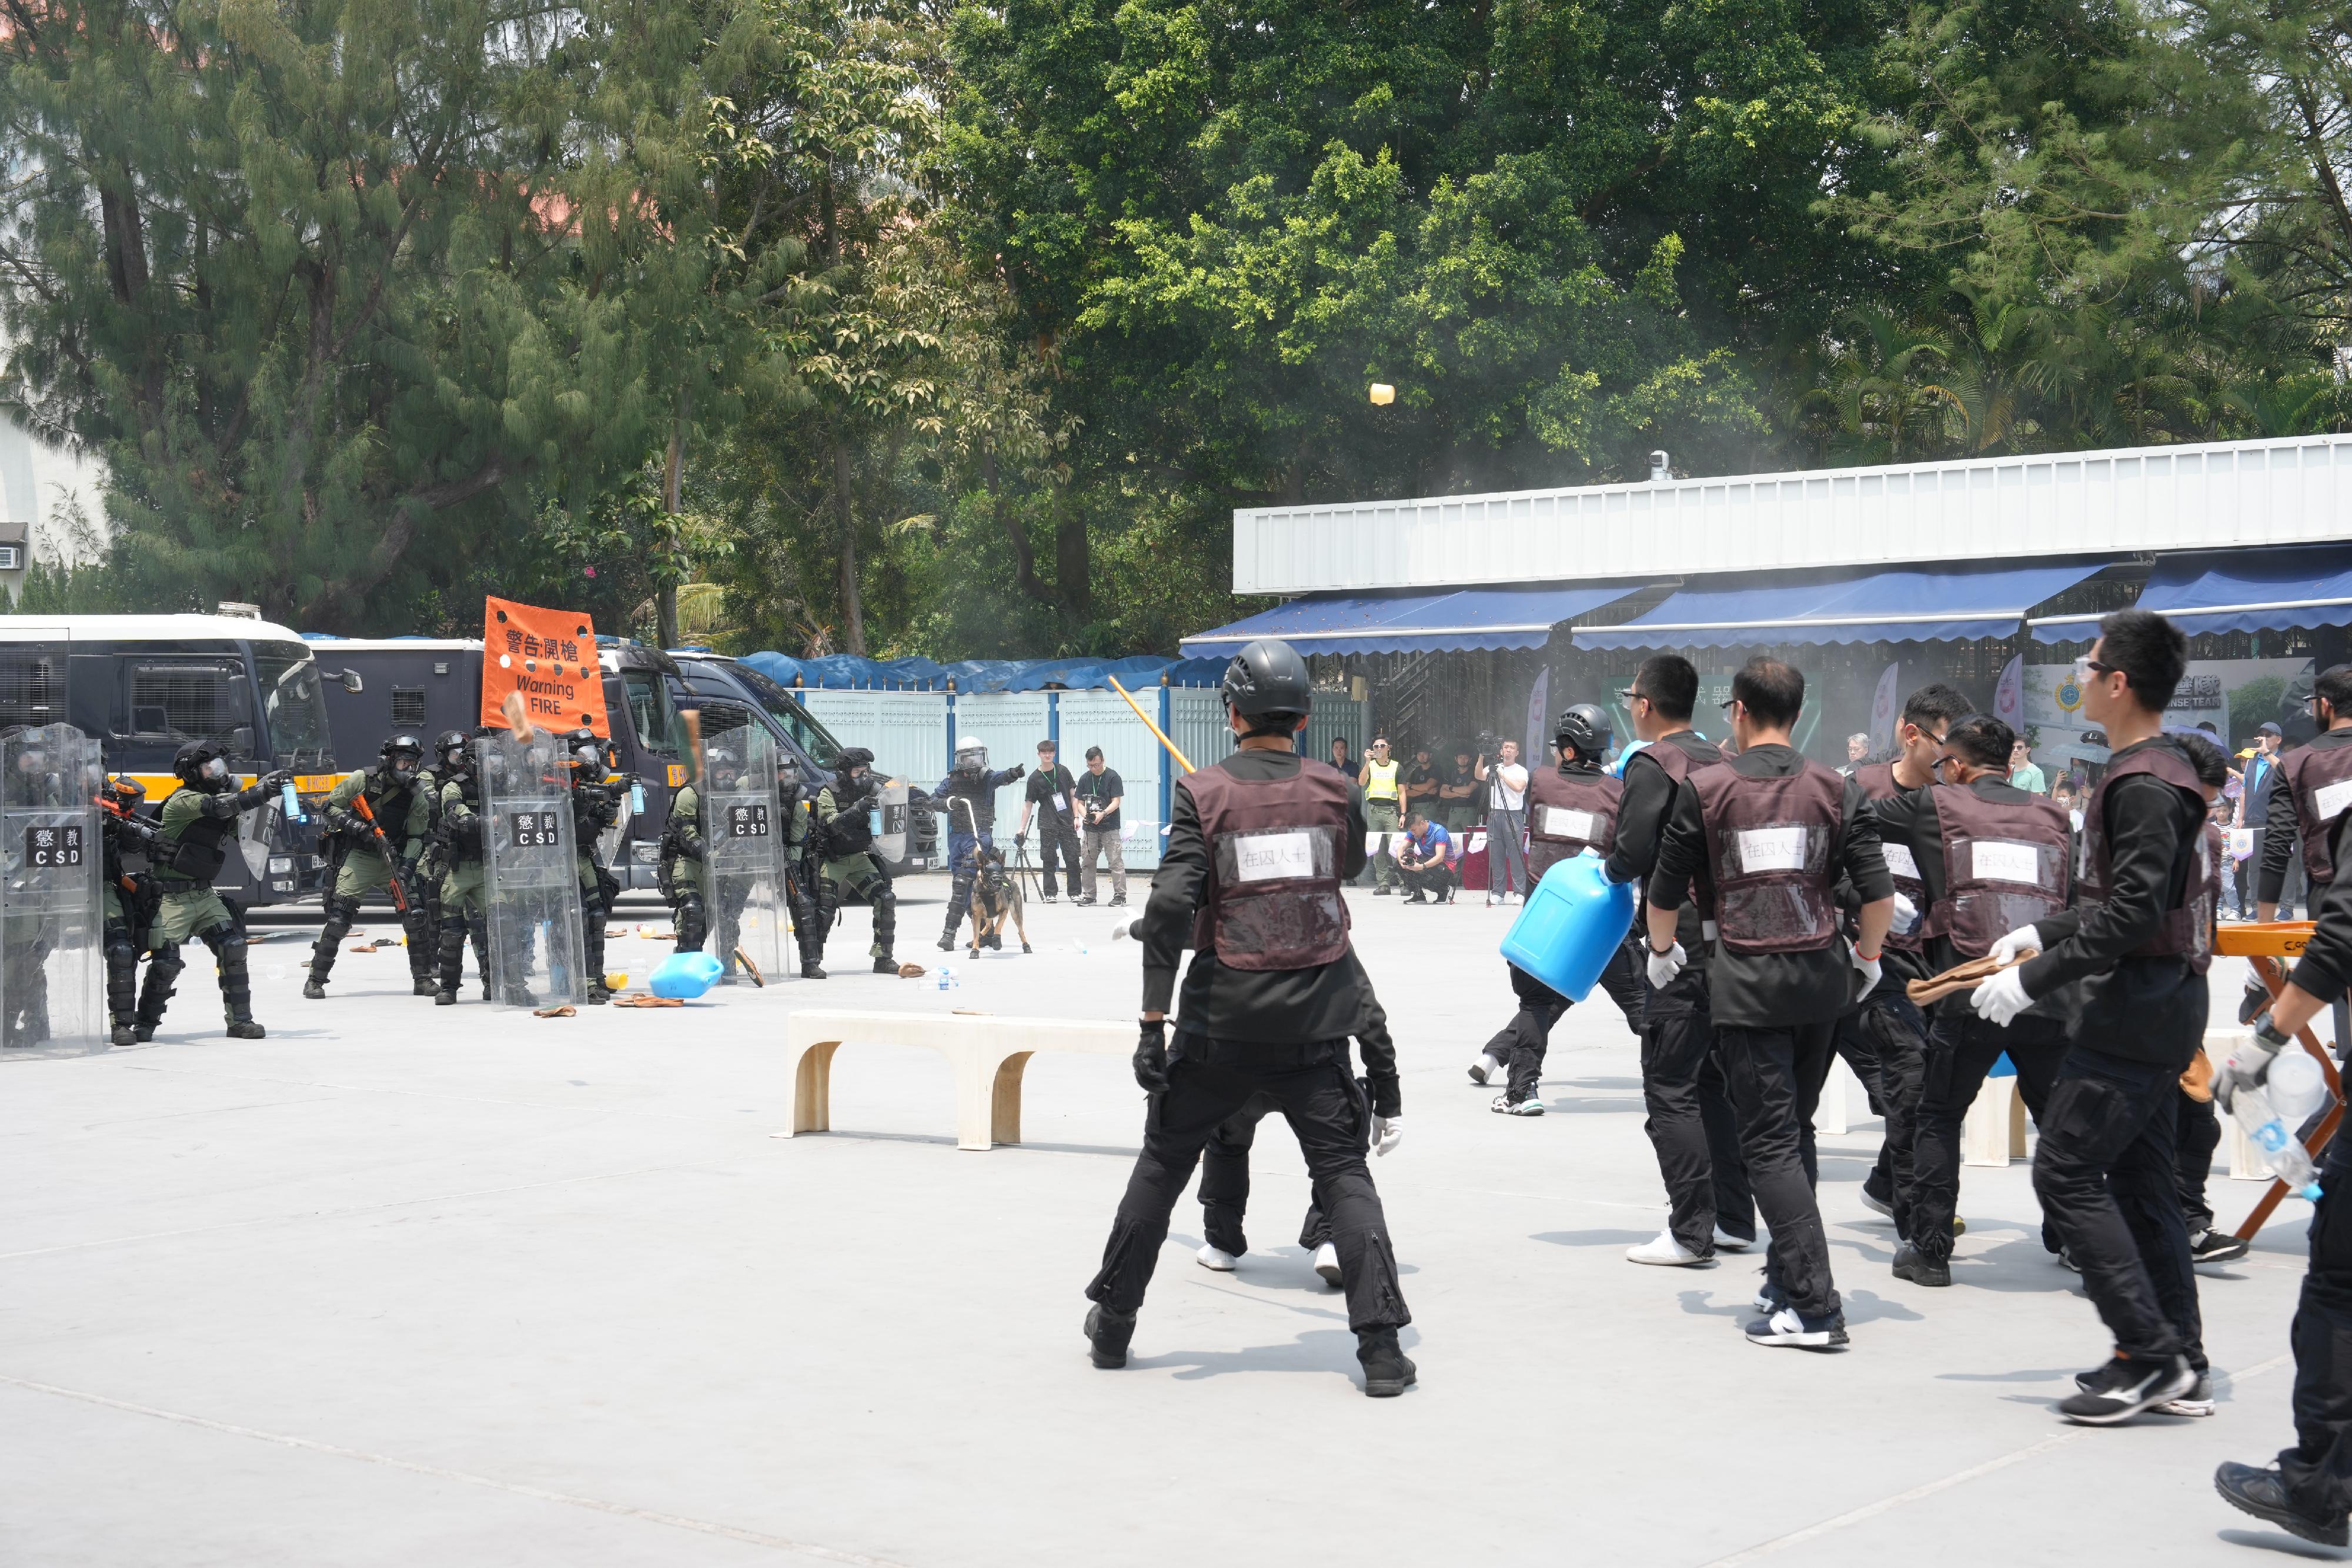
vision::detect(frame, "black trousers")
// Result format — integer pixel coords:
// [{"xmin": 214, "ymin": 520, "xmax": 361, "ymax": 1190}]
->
[
  {"xmin": 1399, "ymin": 862, "xmax": 1458, "ymax": 900},
  {"xmin": 1486, "ymin": 942, "xmax": 1645, "ymax": 1101},
  {"xmin": 1837, "ymin": 991, "xmax": 1929, "ymax": 1229},
  {"xmin": 1087, "ymin": 1038, "xmax": 1408, "ymax": 1333},
  {"xmin": 1719, "ymin": 1021, "xmax": 1841, "ymax": 1319},
  {"xmin": 1639, "ymin": 968, "xmax": 1756, "ymax": 1253},
  {"xmin": 2177, "ymin": 1089, "xmax": 2224, "ymax": 1235},
  {"xmin": 1907, "ymin": 1010, "xmax": 2066, "ymax": 1263},
  {"xmin": 2032, "ymin": 1042, "xmax": 2205, "ymax": 1367},
  {"xmin": 1035, "ymin": 820, "xmax": 1080, "ymax": 897},
  {"xmin": 2281, "ymin": 1124, "xmax": 2352, "ymax": 1516},
  {"xmin": 1198, "ymin": 1091, "xmax": 1329, "ymax": 1255}
]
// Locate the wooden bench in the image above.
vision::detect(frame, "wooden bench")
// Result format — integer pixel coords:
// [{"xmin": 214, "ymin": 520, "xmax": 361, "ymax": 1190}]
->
[{"xmin": 774, "ymin": 1009, "xmax": 1132, "ymax": 1151}]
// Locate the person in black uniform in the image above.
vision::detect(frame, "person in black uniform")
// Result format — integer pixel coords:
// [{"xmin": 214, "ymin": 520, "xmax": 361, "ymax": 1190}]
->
[
  {"xmin": 1648, "ymin": 657, "xmax": 1893, "ymax": 1349},
  {"xmin": 2257, "ymin": 664, "xmax": 2352, "ymax": 925},
  {"xmin": 1840, "ymin": 683, "xmax": 1973, "ymax": 1238},
  {"xmin": 1873, "ymin": 712, "xmax": 2072, "ymax": 1288},
  {"xmin": 2215, "ymin": 730, "xmax": 2352, "ymax": 1545},
  {"xmin": 96, "ymin": 775, "xmax": 162, "ymax": 1048},
  {"xmin": 1018, "ymin": 739, "xmax": 1081, "ymax": 902},
  {"xmin": 1603, "ymin": 654, "xmax": 1758, "ymax": 1266},
  {"xmin": 1969, "ymin": 609, "xmax": 2212, "ymax": 1424},
  {"xmin": 1083, "ymin": 637, "xmax": 1414, "ymax": 1398},
  {"xmin": 1469, "ymin": 703, "xmax": 1643, "ymax": 1117}
]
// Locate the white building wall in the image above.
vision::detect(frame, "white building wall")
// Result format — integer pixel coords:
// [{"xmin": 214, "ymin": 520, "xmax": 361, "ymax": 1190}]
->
[
  {"xmin": 1232, "ymin": 434, "xmax": 2352, "ymax": 596},
  {"xmin": 0, "ymin": 411, "xmax": 106, "ymax": 577}
]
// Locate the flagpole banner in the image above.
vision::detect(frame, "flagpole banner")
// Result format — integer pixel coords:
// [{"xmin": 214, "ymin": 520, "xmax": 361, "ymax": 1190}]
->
[
  {"xmin": 482, "ymin": 597, "xmax": 610, "ymax": 735},
  {"xmin": 1524, "ymin": 668, "xmax": 1551, "ymax": 767},
  {"xmin": 1993, "ymin": 655, "xmax": 2024, "ymax": 732},
  {"xmin": 1869, "ymin": 662, "xmax": 1902, "ymax": 753}
]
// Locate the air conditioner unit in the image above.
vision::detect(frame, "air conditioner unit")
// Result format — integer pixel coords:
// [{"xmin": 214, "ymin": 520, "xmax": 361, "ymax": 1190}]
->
[{"xmin": 0, "ymin": 545, "xmax": 22, "ymax": 570}]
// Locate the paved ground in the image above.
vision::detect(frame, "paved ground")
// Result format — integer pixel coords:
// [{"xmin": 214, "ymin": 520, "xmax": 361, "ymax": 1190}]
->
[{"xmin": 1, "ymin": 875, "xmax": 2339, "ymax": 1566}]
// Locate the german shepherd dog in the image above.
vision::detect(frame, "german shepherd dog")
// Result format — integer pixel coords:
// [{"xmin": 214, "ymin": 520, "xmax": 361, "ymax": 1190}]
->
[{"xmin": 969, "ymin": 844, "xmax": 1031, "ymax": 957}]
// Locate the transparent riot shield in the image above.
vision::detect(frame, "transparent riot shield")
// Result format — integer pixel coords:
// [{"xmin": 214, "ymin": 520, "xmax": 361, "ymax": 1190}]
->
[
  {"xmin": 479, "ymin": 728, "xmax": 587, "ymax": 1008},
  {"xmin": 875, "ymin": 781, "xmax": 910, "ymax": 865},
  {"xmin": 1, "ymin": 724, "xmax": 105, "ymax": 1050},
  {"xmin": 704, "ymin": 722, "xmax": 784, "ymax": 984}
]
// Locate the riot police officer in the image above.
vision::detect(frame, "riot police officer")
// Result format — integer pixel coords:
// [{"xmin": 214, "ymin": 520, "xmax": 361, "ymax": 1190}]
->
[
  {"xmin": 1083, "ymin": 637, "xmax": 1415, "ymax": 1398},
  {"xmin": 934, "ymin": 737, "xmax": 1026, "ymax": 951},
  {"xmin": 148, "ymin": 740, "xmax": 291, "ymax": 1039},
  {"xmin": 430, "ymin": 729, "xmax": 494, "ymax": 1004},
  {"xmin": 305, "ymin": 734, "xmax": 434, "ymax": 999},
  {"xmin": 561, "ymin": 727, "xmax": 625, "ymax": 1002},
  {"xmin": 808, "ymin": 748, "xmax": 898, "ymax": 974},
  {"xmin": 98, "ymin": 775, "xmax": 162, "ymax": 1047},
  {"xmin": 777, "ymin": 756, "xmax": 827, "ymax": 979},
  {"xmin": 661, "ymin": 744, "xmax": 732, "ymax": 958},
  {"xmin": 1472, "ymin": 703, "xmax": 1644, "ymax": 1114}
]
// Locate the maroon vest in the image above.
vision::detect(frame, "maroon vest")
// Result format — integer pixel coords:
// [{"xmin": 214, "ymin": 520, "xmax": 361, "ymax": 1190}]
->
[
  {"xmin": 2078, "ymin": 740, "xmax": 2213, "ymax": 973},
  {"xmin": 1922, "ymin": 783, "xmax": 2072, "ymax": 959},
  {"xmin": 2280, "ymin": 738, "xmax": 2352, "ymax": 887},
  {"xmin": 1525, "ymin": 767, "xmax": 1621, "ymax": 880},
  {"xmin": 1643, "ymin": 731, "xmax": 1724, "ymax": 919},
  {"xmin": 1184, "ymin": 759, "xmax": 1352, "ymax": 971},
  {"xmin": 1691, "ymin": 758, "xmax": 1846, "ymax": 954},
  {"xmin": 1852, "ymin": 761, "xmax": 1927, "ymax": 954}
]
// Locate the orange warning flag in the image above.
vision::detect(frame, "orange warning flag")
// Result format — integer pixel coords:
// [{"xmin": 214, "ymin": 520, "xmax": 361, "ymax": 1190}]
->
[{"xmin": 480, "ymin": 596, "xmax": 609, "ymax": 736}]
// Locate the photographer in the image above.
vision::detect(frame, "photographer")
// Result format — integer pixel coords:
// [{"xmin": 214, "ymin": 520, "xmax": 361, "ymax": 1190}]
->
[
  {"xmin": 1073, "ymin": 746, "xmax": 1127, "ymax": 906},
  {"xmin": 1395, "ymin": 811, "xmax": 1458, "ymax": 904},
  {"xmin": 1474, "ymin": 735, "xmax": 1531, "ymax": 905}
]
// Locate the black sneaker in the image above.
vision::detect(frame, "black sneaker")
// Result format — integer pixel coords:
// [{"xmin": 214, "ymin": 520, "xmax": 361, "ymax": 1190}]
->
[
  {"xmin": 1108, "ymin": 897, "xmax": 1127, "ymax": 907},
  {"xmin": 1745, "ymin": 1306, "xmax": 1849, "ymax": 1349},
  {"xmin": 2215, "ymin": 1462, "xmax": 2351, "ymax": 1547},
  {"xmin": 1083, "ymin": 1303, "xmax": 1137, "ymax": 1369},
  {"xmin": 1892, "ymin": 1245, "xmax": 1950, "ymax": 1287},
  {"xmin": 2190, "ymin": 1229, "xmax": 2251, "ymax": 1265},
  {"xmin": 1404, "ymin": 890, "xmax": 1427, "ymax": 904},
  {"xmin": 1074, "ymin": 896, "xmax": 1097, "ymax": 907},
  {"xmin": 1860, "ymin": 1185, "xmax": 1893, "ymax": 1219},
  {"xmin": 2058, "ymin": 1353, "xmax": 2197, "ymax": 1425},
  {"xmin": 1357, "ymin": 1328, "xmax": 1418, "ymax": 1398}
]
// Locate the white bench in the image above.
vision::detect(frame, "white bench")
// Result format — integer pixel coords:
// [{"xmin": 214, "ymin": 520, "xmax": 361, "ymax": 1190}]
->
[
  {"xmin": 774, "ymin": 1009, "xmax": 1132, "ymax": 1151},
  {"xmin": 1812, "ymin": 1049, "xmax": 2024, "ymax": 1165}
]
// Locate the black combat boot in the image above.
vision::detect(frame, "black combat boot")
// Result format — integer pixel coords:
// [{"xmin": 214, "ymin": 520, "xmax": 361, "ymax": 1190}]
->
[
  {"xmin": 1356, "ymin": 1329, "xmax": 1418, "ymax": 1398},
  {"xmin": 135, "ymin": 948, "xmax": 182, "ymax": 1042},
  {"xmin": 1083, "ymin": 1304, "xmax": 1137, "ymax": 1369}
]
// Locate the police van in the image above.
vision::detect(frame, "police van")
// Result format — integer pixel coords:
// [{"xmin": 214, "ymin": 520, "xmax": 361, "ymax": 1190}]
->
[
  {"xmin": 0, "ymin": 614, "xmax": 345, "ymax": 905},
  {"xmin": 306, "ymin": 636, "xmax": 695, "ymax": 890}
]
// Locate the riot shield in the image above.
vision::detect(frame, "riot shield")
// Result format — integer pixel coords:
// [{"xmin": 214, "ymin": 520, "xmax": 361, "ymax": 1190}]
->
[
  {"xmin": 704, "ymin": 720, "xmax": 784, "ymax": 982},
  {"xmin": 875, "ymin": 781, "xmax": 909, "ymax": 865},
  {"xmin": 1, "ymin": 724, "xmax": 104, "ymax": 1049},
  {"xmin": 479, "ymin": 728, "xmax": 587, "ymax": 1008}
]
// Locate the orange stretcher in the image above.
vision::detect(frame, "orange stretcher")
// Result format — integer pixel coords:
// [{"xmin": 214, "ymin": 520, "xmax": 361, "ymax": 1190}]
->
[{"xmin": 2213, "ymin": 922, "xmax": 2338, "ymax": 1241}]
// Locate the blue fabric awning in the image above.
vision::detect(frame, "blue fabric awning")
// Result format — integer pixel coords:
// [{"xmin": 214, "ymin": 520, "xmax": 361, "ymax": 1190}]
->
[
  {"xmin": 1181, "ymin": 585, "xmax": 1643, "ymax": 657},
  {"xmin": 2032, "ymin": 544, "xmax": 2352, "ymax": 641},
  {"xmin": 1575, "ymin": 560, "xmax": 2113, "ymax": 650}
]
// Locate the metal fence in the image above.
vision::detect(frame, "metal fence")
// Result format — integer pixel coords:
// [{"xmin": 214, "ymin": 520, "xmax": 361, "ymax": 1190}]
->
[{"xmin": 797, "ymin": 690, "xmax": 950, "ymax": 788}]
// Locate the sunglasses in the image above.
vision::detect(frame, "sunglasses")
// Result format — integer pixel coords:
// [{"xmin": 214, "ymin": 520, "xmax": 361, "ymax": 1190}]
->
[{"xmin": 2073, "ymin": 656, "xmax": 2119, "ymax": 681}]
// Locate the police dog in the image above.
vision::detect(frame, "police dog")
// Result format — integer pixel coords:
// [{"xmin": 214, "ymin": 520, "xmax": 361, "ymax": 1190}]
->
[{"xmin": 968, "ymin": 844, "xmax": 1031, "ymax": 957}]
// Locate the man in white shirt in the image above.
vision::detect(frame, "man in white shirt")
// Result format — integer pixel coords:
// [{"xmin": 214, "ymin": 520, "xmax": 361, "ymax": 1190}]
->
[{"xmin": 1475, "ymin": 739, "xmax": 1531, "ymax": 904}]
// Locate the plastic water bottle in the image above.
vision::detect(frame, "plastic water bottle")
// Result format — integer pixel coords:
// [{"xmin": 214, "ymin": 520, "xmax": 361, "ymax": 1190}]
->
[
  {"xmin": 1073, "ymin": 939, "xmax": 1089, "ymax": 957},
  {"xmin": 2270, "ymin": 1045, "xmax": 2331, "ymax": 1122},
  {"xmin": 935, "ymin": 964, "xmax": 958, "ymax": 991},
  {"xmin": 629, "ymin": 780, "xmax": 646, "ymax": 815},
  {"xmin": 2231, "ymin": 1081, "xmax": 2324, "ymax": 1201},
  {"xmin": 281, "ymin": 776, "xmax": 306, "ymax": 823}
]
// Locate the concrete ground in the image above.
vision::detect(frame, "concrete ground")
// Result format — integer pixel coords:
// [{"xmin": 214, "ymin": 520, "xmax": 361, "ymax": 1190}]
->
[{"xmin": 0, "ymin": 873, "xmax": 2338, "ymax": 1567}]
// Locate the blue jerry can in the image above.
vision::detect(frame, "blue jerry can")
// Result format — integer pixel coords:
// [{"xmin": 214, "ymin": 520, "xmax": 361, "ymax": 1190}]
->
[
  {"xmin": 649, "ymin": 950, "xmax": 725, "ymax": 999},
  {"xmin": 1498, "ymin": 854, "xmax": 1637, "ymax": 1002}
]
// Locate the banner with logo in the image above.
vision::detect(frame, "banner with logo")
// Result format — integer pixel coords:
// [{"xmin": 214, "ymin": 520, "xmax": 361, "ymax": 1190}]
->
[
  {"xmin": 2021, "ymin": 656, "xmax": 2310, "ymax": 775},
  {"xmin": 480, "ymin": 596, "xmax": 610, "ymax": 736}
]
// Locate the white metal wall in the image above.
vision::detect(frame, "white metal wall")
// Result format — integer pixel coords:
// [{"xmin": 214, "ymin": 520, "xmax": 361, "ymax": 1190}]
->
[
  {"xmin": 796, "ymin": 690, "xmax": 948, "ymax": 788},
  {"xmin": 1054, "ymin": 690, "xmax": 1172, "ymax": 870},
  {"xmin": 1233, "ymin": 434, "xmax": 2352, "ymax": 594},
  {"xmin": 944, "ymin": 693, "xmax": 1051, "ymax": 795}
]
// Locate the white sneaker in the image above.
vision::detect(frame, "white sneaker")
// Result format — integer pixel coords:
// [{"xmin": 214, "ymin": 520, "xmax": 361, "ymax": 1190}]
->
[
  {"xmin": 1312, "ymin": 1242, "xmax": 1342, "ymax": 1287},
  {"xmin": 1467, "ymin": 1053, "xmax": 1504, "ymax": 1086},
  {"xmin": 1626, "ymin": 1231, "xmax": 1712, "ymax": 1267},
  {"xmin": 1196, "ymin": 1243, "xmax": 1238, "ymax": 1272},
  {"xmin": 1712, "ymin": 1226, "xmax": 1755, "ymax": 1252}
]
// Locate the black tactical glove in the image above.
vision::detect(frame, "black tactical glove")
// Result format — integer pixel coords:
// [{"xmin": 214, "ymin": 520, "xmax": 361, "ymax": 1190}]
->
[
  {"xmin": 1008, "ymin": 764, "xmax": 1027, "ymax": 781},
  {"xmin": 1132, "ymin": 1018, "xmax": 1170, "ymax": 1092},
  {"xmin": 679, "ymin": 838, "xmax": 706, "ymax": 862}
]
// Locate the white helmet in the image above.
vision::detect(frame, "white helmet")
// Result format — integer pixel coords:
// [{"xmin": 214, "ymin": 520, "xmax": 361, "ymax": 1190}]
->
[{"xmin": 954, "ymin": 735, "xmax": 987, "ymax": 771}]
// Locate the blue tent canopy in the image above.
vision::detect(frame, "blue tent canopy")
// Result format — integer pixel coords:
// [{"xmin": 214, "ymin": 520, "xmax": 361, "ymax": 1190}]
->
[
  {"xmin": 1180, "ymin": 584, "xmax": 1645, "ymax": 657},
  {"xmin": 733, "ymin": 652, "xmax": 1229, "ymax": 691},
  {"xmin": 2032, "ymin": 544, "xmax": 2352, "ymax": 640},
  {"xmin": 1576, "ymin": 560, "xmax": 2113, "ymax": 650}
]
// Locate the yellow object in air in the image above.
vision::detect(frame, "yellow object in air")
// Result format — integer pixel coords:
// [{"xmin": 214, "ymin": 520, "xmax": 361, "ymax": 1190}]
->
[
  {"xmin": 605, "ymin": 972, "xmax": 628, "ymax": 991},
  {"xmin": 1369, "ymin": 383, "xmax": 1395, "ymax": 405}
]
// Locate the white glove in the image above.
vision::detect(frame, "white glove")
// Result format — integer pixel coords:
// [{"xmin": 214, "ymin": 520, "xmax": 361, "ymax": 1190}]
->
[
  {"xmin": 1372, "ymin": 1114, "xmax": 1404, "ymax": 1156},
  {"xmin": 1889, "ymin": 892, "xmax": 1920, "ymax": 935},
  {"xmin": 1645, "ymin": 941, "xmax": 1686, "ymax": 989},
  {"xmin": 2214, "ymin": 1019, "xmax": 2288, "ymax": 1115},
  {"xmin": 1970, "ymin": 966, "xmax": 2032, "ymax": 1027},
  {"xmin": 1986, "ymin": 925, "xmax": 2042, "ymax": 966},
  {"xmin": 1850, "ymin": 945, "xmax": 1883, "ymax": 997}
]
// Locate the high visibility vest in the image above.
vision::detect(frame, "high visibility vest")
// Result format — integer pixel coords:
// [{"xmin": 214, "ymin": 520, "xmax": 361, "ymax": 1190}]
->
[{"xmin": 1364, "ymin": 759, "xmax": 1400, "ymax": 801}]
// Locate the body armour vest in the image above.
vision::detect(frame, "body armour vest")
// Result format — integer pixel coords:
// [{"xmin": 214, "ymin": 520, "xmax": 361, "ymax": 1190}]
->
[
  {"xmin": 1184, "ymin": 760, "xmax": 1353, "ymax": 971},
  {"xmin": 1691, "ymin": 760, "xmax": 1846, "ymax": 955},
  {"xmin": 826, "ymin": 781, "xmax": 876, "ymax": 855},
  {"xmin": 1852, "ymin": 761, "xmax": 1927, "ymax": 954},
  {"xmin": 1525, "ymin": 766, "xmax": 1621, "ymax": 881},
  {"xmin": 938, "ymin": 770, "xmax": 999, "ymax": 835},
  {"xmin": 163, "ymin": 787, "xmax": 235, "ymax": 883},
  {"xmin": 1922, "ymin": 784, "xmax": 2072, "ymax": 958},
  {"xmin": 2280, "ymin": 738, "xmax": 2352, "ymax": 888},
  {"xmin": 1644, "ymin": 732, "xmax": 1724, "ymax": 920},
  {"xmin": 2077, "ymin": 740, "xmax": 2212, "ymax": 973}
]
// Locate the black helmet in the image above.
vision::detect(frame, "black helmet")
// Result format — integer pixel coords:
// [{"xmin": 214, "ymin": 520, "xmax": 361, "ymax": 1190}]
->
[
  {"xmin": 107, "ymin": 775, "xmax": 147, "ymax": 809},
  {"xmin": 1555, "ymin": 703, "xmax": 1611, "ymax": 762},
  {"xmin": 557, "ymin": 726, "xmax": 606, "ymax": 773},
  {"xmin": 382, "ymin": 733, "xmax": 424, "ymax": 773},
  {"xmin": 174, "ymin": 738, "xmax": 232, "ymax": 788},
  {"xmin": 705, "ymin": 745, "xmax": 741, "ymax": 784},
  {"xmin": 433, "ymin": 728, "xmax": 472, "ymax": 773},
  {"xmin": 1220, "ymin": 638, "xmax": 1312, "ymax": 733}
]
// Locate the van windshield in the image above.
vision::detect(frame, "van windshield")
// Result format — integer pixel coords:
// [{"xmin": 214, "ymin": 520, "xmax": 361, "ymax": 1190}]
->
[
  {"xmin": 731, "ymin": 666, "xmax": 841, "ymax": 768},
  {"xmin": 622, "ymin": 670, "xmax": 675, "ymax": 753},
  {"xmin": 253, "ymin": 642, "xmax": 333, "ymax": 763}
]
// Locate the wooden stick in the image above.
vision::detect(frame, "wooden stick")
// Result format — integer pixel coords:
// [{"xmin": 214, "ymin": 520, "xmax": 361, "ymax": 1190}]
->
[{"xmin": 1107, "ymin": 676, "xmax": 1195, "ymax": 774}]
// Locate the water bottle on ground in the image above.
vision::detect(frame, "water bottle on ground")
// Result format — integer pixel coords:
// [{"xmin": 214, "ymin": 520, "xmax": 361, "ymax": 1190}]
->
[{"xmin": 936, "ymin": 964, "xmax": 958, "ymax": 991}]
